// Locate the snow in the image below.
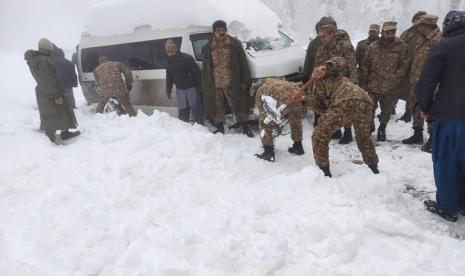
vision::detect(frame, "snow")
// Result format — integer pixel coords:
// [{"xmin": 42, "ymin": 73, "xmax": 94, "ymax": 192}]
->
[
  {"xmin": 1, "ymin": 51, "xmax": 465, "ymax": 275},
  {"xmin": 84, "ymin": 0, "xmax": 282, "ymax": 41}
]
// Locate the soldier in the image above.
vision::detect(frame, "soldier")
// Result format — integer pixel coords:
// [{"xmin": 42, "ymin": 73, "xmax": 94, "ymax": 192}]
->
[
  {"xmin": 292, "ymin": 57, "xmax": 379, "ymax": 177},
  {"xmin": 202, "ymin": 20, "xmax": 254, "ymax": 137},
  {"xmin": 401, "ymin": 15, "xmax": 442, "ymax": 153},
  {"xmin": 356, "ymin": 24, "xmax": 380, "ymax": 87},
  {"xmin": 396, "ymin": 11, "xmax": 427, "ymax": 122},
  {"xmin": 255, "ymin": 78, "xmax": 304, "ymax": 162},
  {"xmin": 313, "ymin": 20, "xmax": 358, "ymax": 144},
  {"xmin": 93, "ymin": 56, "xmax": 137, "ymax": 117},
  {"xmin": 361, "ymin": 21, "xmax": 408, "ymax": 141},
  {"xmin": 24, "ymin": 38, "xmax": 80, "ymax": 143}
]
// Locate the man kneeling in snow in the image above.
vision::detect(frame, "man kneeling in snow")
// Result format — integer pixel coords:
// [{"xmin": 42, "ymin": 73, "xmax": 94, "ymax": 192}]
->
[
  {"xmin": 255, "ymin": 78, "xmax": 305, "ymax": 162},
  {"xmin": 291, "ymin": 57, "xmax": 379, "ymax": 177}
]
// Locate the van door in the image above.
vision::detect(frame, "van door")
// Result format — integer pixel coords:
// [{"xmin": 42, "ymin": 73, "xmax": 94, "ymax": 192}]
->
[{"xmin": 188, "ymin": 33, "xmax": 213, "ymax": 68}]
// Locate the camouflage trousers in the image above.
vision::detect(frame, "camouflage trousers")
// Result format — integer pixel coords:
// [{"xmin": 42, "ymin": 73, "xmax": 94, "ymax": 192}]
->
[
  {"xmin": 259, "ymin": 108, "xmax": 303, "ymax": 146},
  {"xmin": 96, "ymin": 94, "xmax": 137, "ymax": 117},
  {"xmin": 312, "ymin": 100, "xmax": 379, "ymax": 168},
  {"xmin": 214, "ymin": 87, "xmax": 248, "ymax": 124},
  {"xmin": 369, "ymin": 92, "xmax": 397, "ymax": 125}
]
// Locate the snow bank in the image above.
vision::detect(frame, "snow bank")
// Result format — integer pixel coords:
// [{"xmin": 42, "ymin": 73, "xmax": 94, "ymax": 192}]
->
[
  {"xmin": 85, "ymin": 0, "xmax": 282, "ymax": 41},
  {"xmin": 1, "ymin": 52, "xmax": 465, "ymax": 275}
]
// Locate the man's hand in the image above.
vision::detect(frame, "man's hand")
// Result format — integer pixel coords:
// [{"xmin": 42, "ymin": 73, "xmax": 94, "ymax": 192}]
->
[
  {"xmin": 54, "ymin": 96, "xmax": 64, "ymax": 105},
  {"xmin": 127, "ymin": 84, "xmax": 132, "ymax": 91},
  {"xmin": 312, "ymin": 66, "xmax": 327, "ymax": 79},
  {"xmin": 421, "ymin": 111, "xmax": 429, "ymax": 119},
  {"xmin": 166, "ymin": 90, "xmax": 172, "ymax": 99}
]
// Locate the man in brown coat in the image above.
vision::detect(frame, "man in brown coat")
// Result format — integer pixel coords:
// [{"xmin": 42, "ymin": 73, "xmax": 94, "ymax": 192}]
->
[
  {"xmin": 361, "ymin": 21, "xmax": 408, "ymax": 141},
  {"xmin": 93, "ymin": 56, "xmax": 137, "ymax": 117},
  {"xmin": 401, "ymin": 15, "xmax": 442, "ymax": 152},
  {"xmin": 25, "ymin": 38, "xmax": 80, "ymax": 143}
]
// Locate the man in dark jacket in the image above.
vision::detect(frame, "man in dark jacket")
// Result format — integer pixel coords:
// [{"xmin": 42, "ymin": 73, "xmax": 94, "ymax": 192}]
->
[
  {"xmin": 50, "ymin": 47, "xmax": 78, "ymax": 108},
  {"xmin": 418, "ymin": 11, "xmax": 465, "ymax": 222},
  {"xmin": 165, "ymin": 39, "xmax": 203, "ymax": 124},
  {"xmin": 202, "ymin": 20, "xmax": 254, "ymax": 137},
  {"xmin": 25, "ymin": 38, "xmax": 80, "ymax": 143}
]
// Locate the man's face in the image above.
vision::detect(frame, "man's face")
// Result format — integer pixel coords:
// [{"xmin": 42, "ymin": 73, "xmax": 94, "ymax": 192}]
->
[
  {"xmin": 319, "ymin": 31, "xmax": 336, "ymax": 46},
  {"xmin": 382, "ymin": 30, "xmax": 396, "ymax": 40},
  {"xmin": 214, "ymin": 27, "xmax": 227, "ymax": 40},
  {"xmin": 416, "ymin": 24, "xmax": 433, "ymax": 37},
  {"xmin": 368, "ymin": 30, "xmax": 379, "ymax": 38}
]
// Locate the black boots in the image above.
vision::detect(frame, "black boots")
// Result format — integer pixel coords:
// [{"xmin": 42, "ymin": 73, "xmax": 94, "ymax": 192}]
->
[
  {"xmin": 242, "ymin": 122, "xmax": 254, "ymax": 138},
  {"xmin": 421, "ymin": 137, "xmax": 432, "ymax": 153},
  {"xmin": 339, "ymin": 128, "xmax": 353, "ymax": 144},
  {"xmin": 255, "ymin": 145, "xmax": 275, "ymax": 162},
  {"xmin": 402, "ymin": 128, "xmax": 423, "ymax": 144},
  {"xmin": 213, "ymin": 123, "xmax": 225, "ymax": 134},
  {"xmin": 424, "ymin": 200, "xmax": 458, "ymax": 222},
  {"xmin": 319, "ymin": 166, "xmax": 332, "ymax": 177},
  {"xmin": 288, "ymin": 141, "xmax": 304, "ymax": 155},
  {"xmin": 332, "ymin": 129, "xmax": 342, "ymax": 140},
  {"xmin": 369, "ymin": 164, "xmax": 380, "ymax": 174},
  {"xmin": 60, "ymin": 130, "xmax": 81, "ymax": 140},
  {"xmin": 377, "ymin": 123, "xmax": 387, "ymax": 142}
]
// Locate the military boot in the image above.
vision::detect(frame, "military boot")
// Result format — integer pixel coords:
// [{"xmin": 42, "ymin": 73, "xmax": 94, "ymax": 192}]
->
[
  {"xmin": 60, "ymin": 130, "xmax": 81, "ymax": 140},
  {"xmin": 402, "ymin": 128, "xmax": 423, "ymax": 144},
  {"xmin": 368, "ymin": 164, "xmax": 380, "ymax": 174},
  {"xmin": 331, "ymin": 129, "xmax": 342, "ymax": 140},
  {"xmin": 213, "ymin": 123, "xmax": 225, "ymax": 134},
  {"xmin": 288, "ymin": 141, "xmax": 304, "ymax": 155},
  {"xmin": 319, "ymin": 166, "xmax": 332, "ymax": 177},
  {"xmin": 339, "ymin": 128, "xmax": 353, "ymax": 144},
  {"xmin": 242, "ymin": 122, "xmax": 254, "ymax": 138},
  {"xmin": 255, "ymin": 145, "xmax": 275, "ymax": 162},
  {"xmin": 421, "ymin": 136, "xmax": 432, "ymax": 153},
  {"xmin": 377, "ymin": 123, "xmax": 387, "ymax": 142}
]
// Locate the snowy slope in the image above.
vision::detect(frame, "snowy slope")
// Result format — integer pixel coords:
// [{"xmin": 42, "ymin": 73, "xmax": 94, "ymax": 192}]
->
[{"xmin": 1, "ymin": 52, "xmax": 465, "ymax": 275}]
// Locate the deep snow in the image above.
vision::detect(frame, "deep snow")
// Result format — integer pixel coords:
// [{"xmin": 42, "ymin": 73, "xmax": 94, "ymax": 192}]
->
[{"xmin": 1, "ymin": 50, "xmax": 465, "ymax": 275}]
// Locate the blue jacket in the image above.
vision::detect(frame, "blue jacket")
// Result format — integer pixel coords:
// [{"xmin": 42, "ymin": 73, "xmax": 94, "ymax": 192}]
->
[{"xmin": 416, "ymin": 31, "xmax": 465, "ymax": 122}]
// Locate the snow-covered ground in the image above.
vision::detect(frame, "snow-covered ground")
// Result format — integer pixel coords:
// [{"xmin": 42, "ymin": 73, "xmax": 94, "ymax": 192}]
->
[{"xmin": 1, "ymin": 50, "xmax": 465, "ymax": 275}]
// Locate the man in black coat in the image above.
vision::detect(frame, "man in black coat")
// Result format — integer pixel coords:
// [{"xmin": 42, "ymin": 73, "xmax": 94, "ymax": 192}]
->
[
  {"xmin": 165, "ymin": 39, "xmax": 203, "ymax": 125},
  {"xmin": 417, "ymin": 11, "xmax": 465, "ymax": 222},
  {"xmin": 50, "ymin": 48, "xmax": 78, "ymax": 108}
]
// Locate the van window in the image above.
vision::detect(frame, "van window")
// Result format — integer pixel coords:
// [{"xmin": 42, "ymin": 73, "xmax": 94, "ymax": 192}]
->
[
  {"xmin": 246, "ymin": 31, "xmax": 294, "ymax": 51},
  {"xmin": 81, "ymin": 37, "xmax": 182, "ymax": 72},
  {"xmin": 189, "ymin": 33, "xmax": 213, "ymax": 61}
]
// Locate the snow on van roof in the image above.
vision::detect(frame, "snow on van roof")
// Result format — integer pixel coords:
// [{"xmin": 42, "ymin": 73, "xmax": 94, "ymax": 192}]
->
[{"xmin": 85, "ymin": 0, "xmax": 282, "ymax": 41}]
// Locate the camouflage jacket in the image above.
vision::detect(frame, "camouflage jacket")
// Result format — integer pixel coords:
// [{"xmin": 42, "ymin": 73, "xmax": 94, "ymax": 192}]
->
[
  {"xmin": 410, "ymin": 29, "xmax": 442, "ymax": 86},
  {"xmin": 400, "ymin": 27, "xmax": 425, "ymax": 58},
  {"xmin": 314, "ymin": 37, "xmax": 358, "ymax": 84},
  {"xmin": 356, "ymin": 36, "xmax": 379, "ymax": 86},
  {"xmin": 93, "ymin": 61, "xmax": 133, "ymax": 97},
  {"xmin": 255, "ymin": 78, "xmax": 301, "ymax": 118},
  {"xmin": 361, "ymin": 37, "xmax": 408, "ymax": 95},
  {"xmin": 307, "ymin": 76, "xmax": 372, "ymax": 114}
]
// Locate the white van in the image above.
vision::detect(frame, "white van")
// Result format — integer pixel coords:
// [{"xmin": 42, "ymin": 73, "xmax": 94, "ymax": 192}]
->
[{"xmin": 77, "ymin": 24, "xmax": 305, "ymax": 113}]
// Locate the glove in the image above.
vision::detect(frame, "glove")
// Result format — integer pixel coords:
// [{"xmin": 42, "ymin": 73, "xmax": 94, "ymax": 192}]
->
[{"xmin": 54, "ymin": 96, "xmax": 64, "ymax": 105}]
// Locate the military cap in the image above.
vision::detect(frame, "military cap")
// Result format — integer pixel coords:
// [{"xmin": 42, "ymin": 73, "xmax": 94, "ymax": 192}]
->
[
  {"xmin": 325, "ymin": 56, "xmax": 347, "ymax": 72},
  {"xmin": 412, "ymin": 11, "xmax": 427, "ymax": 23},
  {"xmin": 319, "ymin": 16, "xmax": 337, "ymax": 28},
  {"xmin": 382, "ymin": 21, "xmax": 398, "ymax": 31},
  {"xmin": 38, "ymin": 38, "xmax": 54, "ymax": 51},
  {"xmin": 415, "ymin": 14, "xmax": 439, "ymax": 26},
  {"xmin": 369, "ymin": 24, "xmax": 381, "ymax": 33},
  {"xmin": 319, "ymin": 24, "xmax": 337, "ymax": 33}
]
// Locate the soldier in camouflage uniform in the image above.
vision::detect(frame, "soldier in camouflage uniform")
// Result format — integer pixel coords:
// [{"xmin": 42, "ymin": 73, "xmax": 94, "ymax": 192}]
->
[
  {"xmin": 255, "ymin": 78, "xmax": 304, "ymax": 162},
  {"xmin": 361, "ymin": 21, "xmax": 408, "ymax": 141},
  {"xmin": 401, "ymin": 15, "xmax": 442, "ymax": 153},
  {"xmin": 293, "ymin": 57, "xmax": 379, "ymax": 177},
  {"xmin": 356, "ymin": 24, "xmax": 380, "ymax": 87},
  {"xmin": 397, "ymin": 11, "xmax": 427, "ymax": 122},
  {"xmin": 313, "ymin": 22, "xmax": 358, "ymax": 145},
  {"xmin": 93, "ymin": 56, "xmax": 137, "ymax": 117}
]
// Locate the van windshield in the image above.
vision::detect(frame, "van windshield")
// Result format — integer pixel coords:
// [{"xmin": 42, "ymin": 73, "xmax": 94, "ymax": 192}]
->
[
  {"xmin": 81, "ymin": 37, "xmax": 182, "ymax": 73},
  {"xmin": 246, "ymin": 31, "xmax": 294, "ymax": 52}
]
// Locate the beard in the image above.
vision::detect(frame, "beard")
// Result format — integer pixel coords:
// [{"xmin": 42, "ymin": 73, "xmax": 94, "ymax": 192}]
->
[{"xmin": 382, "ymin": 37, "xmax": 395, "ymax": 43}]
